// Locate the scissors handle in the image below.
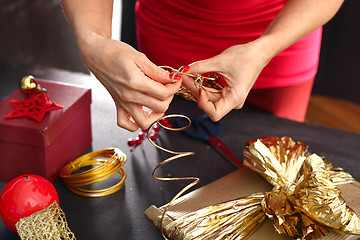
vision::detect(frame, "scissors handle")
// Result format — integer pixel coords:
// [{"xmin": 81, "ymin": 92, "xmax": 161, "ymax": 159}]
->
[
  {"xmin": 176, "ymin": 114, "xmax": 221, "ymax": 141},
  {"xmin": 208, "ymin": 137, "xmax": 244, "ymax": 168},
  {"xmin": 178, "ymin": 121, "xmax": 208, "ymax": 141},
  {"xmin": 198, "ymin": 114, "xmax": 222, "ymax": 138}
]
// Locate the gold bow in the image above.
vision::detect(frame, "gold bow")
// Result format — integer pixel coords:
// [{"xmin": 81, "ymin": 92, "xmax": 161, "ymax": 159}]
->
[{"xmin": 163, "ymin": 136, "xmax": 360, "ymax": 240}]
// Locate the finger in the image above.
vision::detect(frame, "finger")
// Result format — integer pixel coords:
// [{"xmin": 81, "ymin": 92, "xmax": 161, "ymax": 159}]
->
[
  {"xmin": 234, "ymin": 102, "xmax": 244, "ymax": 110},
  {"xmin": 164, "ymin": 79, "xmax": 183, "ymax": 96},
  {"xmin": 117, "ymin": 85, "xmax": 176, "ymax": 114},
  {"xmin": 116, "ymin": 105, "xmax": 140, "ymax": 132},
  {"xmin": 124, "ymin": 103, "xmax": 164, "ymax": 131},
  {"xmin": 132, "ymin": 79, "xmax": 181, "ymax": 105},
  {"xmin": 146, "ymin": 65, "xmax": 175, "ymax": 85},
  {"xmin": 128, "ymin": 73, "xmax": 182, "ymax": 101},
  {"xmin": 136, "ymin": 56, "xmax": 177, "ymax": 85},
  {"xmin": 182, "ymin": 74, "xmax": 222, "ymax": 102},
  {"xmin": 197, "ymin": 88, "xmax": 238, "ymax": 122},
  {"xmin": 188, "ymin": 57, "xmax": 223, "ymax": 75}
]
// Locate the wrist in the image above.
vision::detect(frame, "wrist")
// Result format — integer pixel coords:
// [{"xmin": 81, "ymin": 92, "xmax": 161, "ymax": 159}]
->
[
  {"xmin": 251, "ymin": 35, "xmax": 280, "ymax": 64},
  {"xmin": 242, "ymin": 35, "xmax": 278, "ymax": 69},
  {"xmin": 76, "ymin": 30, "xmax": 98, "ymax": 55},
  {"xmin": 75, "ymin": 30, "xmax": 110, "ymax": 73}
]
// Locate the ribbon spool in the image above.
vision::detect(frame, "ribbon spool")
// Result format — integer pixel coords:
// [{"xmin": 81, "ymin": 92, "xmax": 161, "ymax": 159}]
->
[{"xmin": 59, "ymin": 148, "xmax": 127, "ymax": 197}]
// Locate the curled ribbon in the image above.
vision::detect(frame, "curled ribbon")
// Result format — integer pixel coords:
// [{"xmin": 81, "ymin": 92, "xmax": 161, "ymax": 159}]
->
[
  {"xmin": 151, "ymin": 134, "xmax": 360, "ymax": 239},
  {"xmin": 147, "ymin": 114, "xmax": 199, "ymax": 239}
]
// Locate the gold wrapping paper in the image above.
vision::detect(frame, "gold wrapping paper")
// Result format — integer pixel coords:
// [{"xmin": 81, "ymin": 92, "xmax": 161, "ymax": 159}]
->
[{"xmin": 145, "ymin": 136, "xmax": 360, "ymax": 240}]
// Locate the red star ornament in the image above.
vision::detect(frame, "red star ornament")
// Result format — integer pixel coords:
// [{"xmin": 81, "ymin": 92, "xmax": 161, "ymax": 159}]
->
[{"xmin": 4, "ymin": 92, "xmax": 63, "ymax": 122}]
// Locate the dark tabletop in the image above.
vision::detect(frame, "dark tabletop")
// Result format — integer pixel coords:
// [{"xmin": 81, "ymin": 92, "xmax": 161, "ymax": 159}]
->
[{"xmin": 0, "ymin": 59, "xmax": 359, "ymax": 240}]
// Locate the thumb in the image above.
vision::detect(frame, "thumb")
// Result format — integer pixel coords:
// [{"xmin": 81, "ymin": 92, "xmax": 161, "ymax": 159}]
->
[{"xmin": 188, "ymin": 56, "xmax": 221, "ymax": 75}]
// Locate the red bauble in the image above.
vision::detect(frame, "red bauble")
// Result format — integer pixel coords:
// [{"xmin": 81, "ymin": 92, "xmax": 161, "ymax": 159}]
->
[
  {"xmin": 127, "ymin": 138, "xmax": 136, "ymax": 146},
  {"xmin": 0, "ymin": 175, "xmax": 59, "ymax": 233},
  {"xmin": 152, "ymin": 123, "xmax": 161, "ymax": 132},
  {"xmin": 150, "ymin": 133, "xmax": 158, "ymax": 141}
]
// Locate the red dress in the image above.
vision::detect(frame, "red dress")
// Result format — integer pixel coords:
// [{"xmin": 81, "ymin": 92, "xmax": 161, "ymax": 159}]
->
[{"xmin": 135, "ymin": 0, "xmax": 322, "ymax": 120}]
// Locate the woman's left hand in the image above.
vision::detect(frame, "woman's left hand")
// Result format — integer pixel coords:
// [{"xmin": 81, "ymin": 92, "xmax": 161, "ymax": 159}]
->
[{"xmin": 182, "ymin": 39, "xmax": 272, "ymax": 122}]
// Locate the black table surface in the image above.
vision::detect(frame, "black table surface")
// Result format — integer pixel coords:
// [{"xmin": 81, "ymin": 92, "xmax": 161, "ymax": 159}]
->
[{"xmin": 1, "ymin": 59, "xmax": 359, "ymax": 240}]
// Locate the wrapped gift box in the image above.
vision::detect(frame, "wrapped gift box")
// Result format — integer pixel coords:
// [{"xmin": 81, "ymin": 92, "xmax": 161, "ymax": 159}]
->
[
  {"xmin": 0, "ymin": 79, "xmax": 92, "ymax": 183},
  {"xmin": 145, "ymin": 167, "xmax": 360, "ymax": 240}
]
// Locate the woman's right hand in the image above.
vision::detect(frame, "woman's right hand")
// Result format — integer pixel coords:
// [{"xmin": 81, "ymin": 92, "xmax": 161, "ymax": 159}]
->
[{"xmin": 79, "ymin": 32, "xmax": 182, "ymax": 131}]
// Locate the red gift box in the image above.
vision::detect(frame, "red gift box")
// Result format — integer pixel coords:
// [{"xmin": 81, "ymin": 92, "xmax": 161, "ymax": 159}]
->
[{"xmin": 0, "ymin": 79, "xmax": 92, "ymax": 183}]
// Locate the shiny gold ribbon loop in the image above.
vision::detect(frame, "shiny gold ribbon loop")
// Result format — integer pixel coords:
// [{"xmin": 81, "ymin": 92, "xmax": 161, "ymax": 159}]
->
[{"xmin": 149, "ymin": 114, "xmax": 191, "ymax": 155}]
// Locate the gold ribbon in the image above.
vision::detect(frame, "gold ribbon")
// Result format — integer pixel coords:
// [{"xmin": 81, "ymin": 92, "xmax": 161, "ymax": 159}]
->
[
  {"xmin": 157, "ymin": 136, "xmax": 360, "ymax": 240},
  {"xmin": 160, "ymin": 66, "xmax": 225, "ymax": 102},
  {"xmin": 59, "ymin": 148, "xmax": 127, "ymax": 197},
  {"xmin": 147, "ymin": 114, "xmax": 199, "ymax": 239}
]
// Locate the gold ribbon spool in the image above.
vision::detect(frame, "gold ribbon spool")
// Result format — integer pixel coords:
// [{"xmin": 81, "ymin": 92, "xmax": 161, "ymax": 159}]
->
[{"xmin": 59, "ymin": 148, "xmax": 127, "ymax": 197}]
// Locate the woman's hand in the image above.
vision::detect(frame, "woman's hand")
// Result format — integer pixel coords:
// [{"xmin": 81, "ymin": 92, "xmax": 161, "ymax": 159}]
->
[
  {"xmin": 79, "ymin": 32, "xmax": 182, "ymax": 131},
  {"xmin": 181, "ymin": 0, "xmax": 343, "ymax": 123},
  {"xmin": 182, "ymin": 39, "xmax": 272, "ymax": 122}
]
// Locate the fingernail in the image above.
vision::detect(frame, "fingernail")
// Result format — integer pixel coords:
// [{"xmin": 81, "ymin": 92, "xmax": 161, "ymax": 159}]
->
[
  {"xmin": 198, "ymin": 88, "xmax": 202, "ymax": 96},
  {"xmin": 183, "ymin": 65, "xmax": 190, "ymax": 73},
  {"xmin": 169, "ymin": 73, "xmax": 181, "ymax": 81},
  {"xmin": 191, "ymin": 94, "xmax": 198, "ymax": 101},
  {"xmin": 219, "ymin": 76, "xmax": 228, "ymax": 87}
]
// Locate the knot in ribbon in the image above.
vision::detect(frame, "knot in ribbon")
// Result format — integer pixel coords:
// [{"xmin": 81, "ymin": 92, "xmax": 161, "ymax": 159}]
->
[{"xmin": 160, "ymin": 66, "xmax": 226, "ymax": 102}]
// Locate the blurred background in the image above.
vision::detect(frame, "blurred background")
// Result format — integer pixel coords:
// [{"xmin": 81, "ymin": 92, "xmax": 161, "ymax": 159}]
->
[{"xmin": 0, "ymin": 0, "xmax": 359, "ymax": 131}]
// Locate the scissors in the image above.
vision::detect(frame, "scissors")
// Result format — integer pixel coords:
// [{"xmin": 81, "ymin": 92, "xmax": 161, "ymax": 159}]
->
[{"xmin": 177, "ymin": 114, "xmax": 243, "ymax": 168}]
